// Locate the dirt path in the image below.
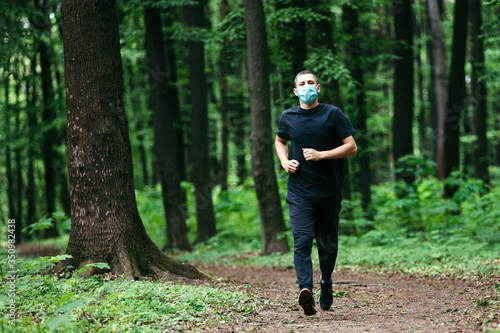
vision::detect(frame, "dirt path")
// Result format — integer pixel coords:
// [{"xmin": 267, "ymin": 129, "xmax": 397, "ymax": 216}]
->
[{"xmin": 196, "ymin": 263, "xmax": 499, "ymax": 332}]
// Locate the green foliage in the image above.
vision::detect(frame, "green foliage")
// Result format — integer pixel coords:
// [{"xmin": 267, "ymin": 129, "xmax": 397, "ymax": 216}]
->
[
  {"xmin": 0, "ymin": 260, "xmax": 258, "ymax": 332},
  {"xmin": 22, "ymin": 212, "xmax": 71, "ymax": 236}
]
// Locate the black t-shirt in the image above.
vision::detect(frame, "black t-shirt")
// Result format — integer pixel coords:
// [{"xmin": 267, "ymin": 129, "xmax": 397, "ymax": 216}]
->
[{"xmin": 277, "ymin": 104, "xmax": 355, "ymax": 197}]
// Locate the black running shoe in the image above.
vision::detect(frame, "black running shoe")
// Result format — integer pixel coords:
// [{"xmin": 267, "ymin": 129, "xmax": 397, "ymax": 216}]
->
[
  {"xmin": 298, "ymin": 288, "xmax": 316, "ymax": 316},
  {"xmin": 319, "ymin": 279, "xmax": 333, "ymax": 310}
]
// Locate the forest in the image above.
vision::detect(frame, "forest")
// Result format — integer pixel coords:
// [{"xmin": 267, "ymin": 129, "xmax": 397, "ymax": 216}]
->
[{"xmin": 1, "ymin": 0, "xmax": 500, "ymax": 331}]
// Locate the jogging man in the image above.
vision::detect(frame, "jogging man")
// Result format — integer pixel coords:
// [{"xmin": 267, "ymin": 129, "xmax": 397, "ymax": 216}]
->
[{"xmin": 275, "ymin": 70, "xmax": 357, "ymax": 315}]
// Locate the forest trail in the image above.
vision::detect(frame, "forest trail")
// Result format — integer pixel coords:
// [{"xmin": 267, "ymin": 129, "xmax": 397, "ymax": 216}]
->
[
  {"xmin": 196, "ymin": 262, "xmax": 499, "ymax": 332},
  {"xmin": 17, "ymin": 245, "xmax": 499, "ymax": 332}
]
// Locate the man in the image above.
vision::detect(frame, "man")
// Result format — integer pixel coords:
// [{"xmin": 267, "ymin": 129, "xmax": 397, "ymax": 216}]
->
[{"xmin": 275, "ymin": 70, "xmax": 357, "ymax": 316}]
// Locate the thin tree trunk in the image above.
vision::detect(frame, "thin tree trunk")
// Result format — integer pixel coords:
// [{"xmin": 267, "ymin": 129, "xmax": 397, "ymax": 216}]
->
[
  {"xmin": 164, "ymin": 9, "xmax": 186, "ymax": 183},
  {"xmin": 243, "ymin": 0, "xmax": 290, "ymax": 255},
  {"xmin": 4, "ymin": 62, "xmax": 17, "ymax": 235},
  {"xmin": 427, "ymin": 0, "xmax": 447, "ymax": 179},
  {"xmin": 58, "ymin": 0, "xmax": 206, "ymax": 279},
  {"xmin": 26, "ymin": 56, "xmax": 38, "ymax": 239},
  {"xmin": 219, "ymin": 0, "xmax": 230, "ymax": 191},
  {"xmin": 126, "ymin": 62, "xmax": 149, "ymax": 188},
  {"xmin": 35, "ymin": 0, "xmax": 58, "ymax": 237},
  {"xmin": 392, "ymin": 0, "xmax": 415, "ymax": 183},
  {"xmin": 144, "ymin": 5, "xmax": 191, "ymax": 251},
  {"xmin": 14, "ymin": 60, "xmax": 23, "ymax": 243},
  {"xmin": 342, "ymin": 4, "xmax": 371, "ymax": 211},
  {"xmin": 469, "ymin": 0, "xmax": 489, "ymax": 183},
  {"xmin": 444, "ymin": 0, "xmax": 468, "ymax": 197},
  {"xmin": 183, "ymin": 0, "xmax": 217, "ymax": 244},
  {"xmin": 230, "ymin": 59, "xmax": 248, "ymax": 185}
]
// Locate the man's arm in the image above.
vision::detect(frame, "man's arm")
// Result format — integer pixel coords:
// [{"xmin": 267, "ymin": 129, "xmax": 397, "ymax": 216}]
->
[
  {"xmin": 302, "ymin": 135, "xmax": 358, "ymax": 161},
  {"xmin": 275, "ymin": 136, "xmax": 300, "ymax": 174}
]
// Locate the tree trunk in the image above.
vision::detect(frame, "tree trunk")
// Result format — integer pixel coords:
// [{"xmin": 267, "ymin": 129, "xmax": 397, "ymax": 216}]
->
[
  {"xmin": 183, "ymin": 0, "xmax": 217, "ymax": 244},
  {"xmin": 164, "ymin": 9, "xmax": 187, "ymax": 184},
  {"xmin": 34, "ymin": 0, "xmax": 59, "ymax": 237},
  {"xmin": 392, "ymin": 0, "xmax": 414, "ymax": 183},
  {"xmin": 243, "ymin": 0, "xmax": 290, "ymax": 255},
  {"xmin": 58, "ymin": 0, "xmax": 206, "ymax": 280},
  {"xmin": 342, "ymin": 4, "xmax": 371, "ymax": 212},
  {"xmin": 230, "ymin": 59, "xmax": 248, "ymax": 185},
  {"xmin": 125, "ymin": 62, "xmax": 149, "ymax": 188},
  {"xmin": 144, "ymin": 5, "xmax": 191, "ymax": 251},
  {"xmin": 416, "ymin": 9, "xmax": 428, "ymax": 157},
  {"xmin": 444, "ymin": 0, "xmax": 468, "ymax": 197},
  {"xmin": 218, "ymin": 0, "xmax": 230, "ymax": 191},
  {"xmin": 14, "ymin": 60, "xmax": 23, "ymax": 243},
  {"xmin": 4, "ymin": 62, "xmax": 17, "ymax": 237},
  {"xmin": 469, "ymin": 0, "xmax": 489, "ymax": 183},
  {"xmin": 26, "ymin": 56, "xmax": 38, "ymax": 240},
  {"xmin": 427, "ymin": 0, "xmax": 447, "ymax": 179}
]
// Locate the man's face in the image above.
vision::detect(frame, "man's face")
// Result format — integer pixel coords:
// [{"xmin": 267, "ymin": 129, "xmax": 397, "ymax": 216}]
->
[{"xmin": 294, "ymin": 74, "xmax": 320, "ymax": 97}]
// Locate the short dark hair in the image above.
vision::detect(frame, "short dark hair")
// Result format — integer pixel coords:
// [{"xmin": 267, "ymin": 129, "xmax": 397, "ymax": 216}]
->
[{"xmin": 294, "ymin": 70, "xmax": 318, "ymax": 86}]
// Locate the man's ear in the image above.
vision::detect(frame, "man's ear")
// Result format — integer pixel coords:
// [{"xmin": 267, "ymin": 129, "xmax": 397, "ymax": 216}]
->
[
  {"xmin": 317, "ymin": 84, "xmax": 321, "ymax": 93},
  {"xmin": 293, "ymin": 88, "xmax": 298, "ymax": 96}
]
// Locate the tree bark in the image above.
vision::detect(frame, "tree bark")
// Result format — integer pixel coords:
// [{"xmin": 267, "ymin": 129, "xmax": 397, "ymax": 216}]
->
[
  {"xmin": 392, "ymin": 0, "xmax": 414, "ymax": 183},
  {"xmin": 469, "ymin": 0, "xmax": 489, "ymax": 183},
  {"xmin": 444, "ymin": 0, "xmax": 468, "ymax": 197},
  {"xmin": 427, "ymin": 0, "xmax": 447, "ymax": 179},
  {"xmin": 144, "ymin": 5, "xmax": 191, "ymax": 251},
  {"xmin": 183, "ymin": 0, "xmax": 217, "ymax": 244},
  {"xmin": 243, "ymin": 0, "xmax": 290, "ymax": 255},
  {"xmin": 58, "ymin": 0, "xmax": 206, "ymax": 280}
]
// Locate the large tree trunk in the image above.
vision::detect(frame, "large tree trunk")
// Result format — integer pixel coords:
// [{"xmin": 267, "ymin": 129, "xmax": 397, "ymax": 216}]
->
[
  {"xmin": 58, "ymin": 0, "xmax": 206, "ymax": 280},
  {"xmin": 144, "ymin": 5, "xmax": 191, "ymax": 251},
  {"xmin": 392, "ymin": 0, "xmax": 414, "ymax": 183},
  {"xmin": 243, "ymin": 0, "xmax": 290, "ymax": 255},
  {"xmin": 444, "ymin": 0, "xmax": 468, "ymax": 197},
  {"xmin": 342, "ymin": 4, "xmax": 371, "ymax": 211},
  {"xmin": 183, "ymin": 0, "xmax": 217, "ymax": 244},
  {"xmin": 427, "ymin": 0, "xmax": 447, "ymax": 179},
  {"xmin": 469, "ymin": 0, "xmax": 489, "ymax": 183}
]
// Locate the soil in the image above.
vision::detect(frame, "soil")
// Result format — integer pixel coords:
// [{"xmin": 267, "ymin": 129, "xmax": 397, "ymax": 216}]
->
[
  {"xmin": 18, "ymin": 246, "xmax": 499, "ymax": 332},
  {"xmin": 194, "ymin": 263, "xmax": 499, "ymax": 333}
]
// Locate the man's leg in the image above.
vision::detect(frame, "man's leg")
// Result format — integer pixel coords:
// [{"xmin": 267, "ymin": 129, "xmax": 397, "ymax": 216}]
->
[
  {"xmin": 314, "ymin": 195, "xmax": 341, "ymax": 311},
  {"xmin": 286, "ymin": 191, "xmax": 315, "ymax": 291},
  {"xmin": 314, "ymin": 195, "xmax": 341, "ymax": 282}
]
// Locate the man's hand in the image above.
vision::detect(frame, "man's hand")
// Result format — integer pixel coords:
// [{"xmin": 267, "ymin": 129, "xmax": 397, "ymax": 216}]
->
[
  {"xmin": 282, "ymin": 159, "xmax": 300, "ymax": 174},
  {"xmin": 303, "ymin": 148, "xmax": 323, "ymax": 161}
]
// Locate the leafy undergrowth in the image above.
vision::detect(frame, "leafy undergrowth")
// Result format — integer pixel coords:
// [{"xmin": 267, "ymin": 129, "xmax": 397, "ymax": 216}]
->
[{"xmin": 0, "ymin": 258, "xmax": 259, "ymax": 332}]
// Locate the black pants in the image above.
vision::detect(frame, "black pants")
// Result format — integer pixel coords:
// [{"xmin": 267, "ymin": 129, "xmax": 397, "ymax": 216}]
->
[{"xmin": 286, "ymin": 190, "xmax": 341, "ymax": 292}]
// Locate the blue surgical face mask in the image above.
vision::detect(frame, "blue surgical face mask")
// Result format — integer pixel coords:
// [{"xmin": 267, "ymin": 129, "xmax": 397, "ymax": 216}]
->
[{"xmin": 297, "ymin": 85, "xmax": 317, "ymax": 105}]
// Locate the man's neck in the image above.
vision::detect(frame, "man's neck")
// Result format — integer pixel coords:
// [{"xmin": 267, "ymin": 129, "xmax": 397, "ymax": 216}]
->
[{"xmin": 299, "ymin": 100, "xmax": 319, "ymax": 109}]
